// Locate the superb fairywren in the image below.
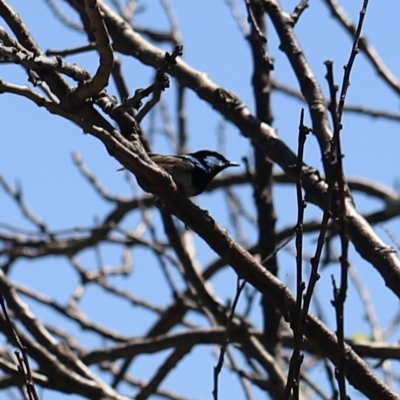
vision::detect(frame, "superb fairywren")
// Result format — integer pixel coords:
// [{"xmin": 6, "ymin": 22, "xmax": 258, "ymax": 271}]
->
[
  {"xmin": 122, "ymin": 150, "xmax": 239, "ymax": 197},
  {"xmin": 149, "ymin": 150, "xmax": 239, "ymax": 196}
]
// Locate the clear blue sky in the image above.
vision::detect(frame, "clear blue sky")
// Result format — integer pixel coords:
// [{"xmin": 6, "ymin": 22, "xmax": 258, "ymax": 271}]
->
[{"xmin": 1, "ymin": 1, "xmax": 400, "ymax": 399}]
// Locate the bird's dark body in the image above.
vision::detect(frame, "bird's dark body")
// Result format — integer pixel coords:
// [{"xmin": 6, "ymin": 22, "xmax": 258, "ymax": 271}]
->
[{"xmin": 148, "ymin": 150, "xmax": 239, "ymax": 196}]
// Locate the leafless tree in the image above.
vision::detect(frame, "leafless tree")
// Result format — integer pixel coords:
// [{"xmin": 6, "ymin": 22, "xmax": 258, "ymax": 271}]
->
[{"xmin": 1, "ymin": 1, "xmax": 400, "ymax": 400}]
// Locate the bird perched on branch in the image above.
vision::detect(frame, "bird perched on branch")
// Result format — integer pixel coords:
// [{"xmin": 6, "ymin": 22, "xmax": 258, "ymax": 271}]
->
[{"xmin": 121, "ymin": 150, "xmax": 239, "ymax": 197}]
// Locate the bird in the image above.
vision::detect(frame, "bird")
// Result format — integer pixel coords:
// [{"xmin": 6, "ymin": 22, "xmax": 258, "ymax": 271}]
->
[{"xmin": 121, "ymin": 150, "xmax": 239, "ymax": 197}]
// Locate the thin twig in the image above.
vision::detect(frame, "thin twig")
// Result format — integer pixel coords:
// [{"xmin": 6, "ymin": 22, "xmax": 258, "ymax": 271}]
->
[
  {"xmin": 213, "ymin": 277, "xmax": 246, "ymax": 400},
  {"xmin": 0, "ymin": 290, "xmax": 39, "ymax": 400},
  {"xmin": 284, "ymin": 109, "xmax": 309, "ymax": 399}
]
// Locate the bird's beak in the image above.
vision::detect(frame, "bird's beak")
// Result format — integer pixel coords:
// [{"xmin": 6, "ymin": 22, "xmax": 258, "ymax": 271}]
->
[{"xmin": 228, "ymin": 161, "xmax": 240, "ymax": 167}]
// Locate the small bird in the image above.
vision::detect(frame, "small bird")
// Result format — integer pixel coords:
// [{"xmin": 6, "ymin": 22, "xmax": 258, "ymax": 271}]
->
[{"xmin": 123, "ymin": 150, "xmax": 239, "ymax": 197}]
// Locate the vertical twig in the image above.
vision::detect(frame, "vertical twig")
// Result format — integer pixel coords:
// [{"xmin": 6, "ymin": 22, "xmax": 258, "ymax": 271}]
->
[
  {"xmin": 324, "ymin": 2, "xmax": 369, "ymax": 398},
  {"xmin": 213, "ymin": 277, "xmax": 246, "ymax": 400},
  {"xmin": 325, "ymin": 58, "xmax": 350, "ymax": 400},
  {"xmin": 284, "ymin": 109, "xmax": 309, "ymax": 399},
  {"xmin": 0, "ymin": 290, "xmax": 39, "ymax": 400}
]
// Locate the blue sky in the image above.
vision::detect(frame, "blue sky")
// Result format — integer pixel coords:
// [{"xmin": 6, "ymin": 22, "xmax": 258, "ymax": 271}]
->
[{"xmin": 1, "ymin": 1, "xmax": 400, "ymax": 399}]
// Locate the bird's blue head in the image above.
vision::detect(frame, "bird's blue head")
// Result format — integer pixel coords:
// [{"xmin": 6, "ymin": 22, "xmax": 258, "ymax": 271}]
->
[{"xmin": 188, "ymin": 150, "xmax": 239, "ymax": 173}]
